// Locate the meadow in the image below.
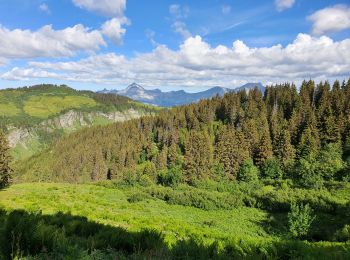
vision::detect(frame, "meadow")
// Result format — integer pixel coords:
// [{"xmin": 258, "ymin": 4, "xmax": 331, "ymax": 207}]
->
[
  {"xmin": 0, "ymin": 182, "xmax": 349, "ymax": 259},
  {"xmin": 0, "ymin": 84, "xmax": 153, "ymax": 129}
]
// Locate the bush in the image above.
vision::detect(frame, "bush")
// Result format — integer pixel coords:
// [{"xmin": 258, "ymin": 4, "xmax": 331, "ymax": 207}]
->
[
  {"xmin": 288, "ymin": 202, "xmax": 315, "ymax": 239},
  {"xmin": 157, "ymin": 166, "xmax": 182, "ymax": 187},
  {"xmin": 127, "ymin": 192, "xmax": 150, "ymax": 203},
  {"xmin": 237, "ymin": 160, "xmax": 259, "ymax": 183},
  {"xmin": 317, "ymin": 143, "xmax": 344, "ymax": 181},
  {"xmin": 334, "ymin": 225, "xmax": 350, "ymax": 242},
  {"xmin": 295, "ymin": 158, "xmax": 324, "ymax": 189},
  {"xmin": 261, "ymin": 158, "xmax": 283, "ymax": 180}
]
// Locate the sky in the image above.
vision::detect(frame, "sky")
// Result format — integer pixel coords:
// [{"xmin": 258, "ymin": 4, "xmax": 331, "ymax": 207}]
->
[{"xmin": 0, "ymin": 0, "xmax": 349, "ymax": 92}]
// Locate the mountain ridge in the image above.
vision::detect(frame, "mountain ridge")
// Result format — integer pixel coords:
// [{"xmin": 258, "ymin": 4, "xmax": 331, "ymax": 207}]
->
[{"xmin": 98, "ymin": 82, "xmax": 265, "ymax": 107}]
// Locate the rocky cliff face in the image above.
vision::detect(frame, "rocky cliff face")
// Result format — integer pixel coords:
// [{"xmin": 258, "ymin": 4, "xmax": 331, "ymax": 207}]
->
[{"xmin": 7, "ymin": 109, "xmax": 146, "ymax": 159}]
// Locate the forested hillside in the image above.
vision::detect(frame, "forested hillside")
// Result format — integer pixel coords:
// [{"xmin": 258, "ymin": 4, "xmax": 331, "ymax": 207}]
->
[
  {"xmin": 18, "ymin": 79, "xmax": 350, "ymax": 187},
  {"xmin": 0, "ymin": 84, "xmax": 158, "ymax": 160},
  {"xmin": 5, "ymin": 79, "xmax": 350, "ymax": 258}
]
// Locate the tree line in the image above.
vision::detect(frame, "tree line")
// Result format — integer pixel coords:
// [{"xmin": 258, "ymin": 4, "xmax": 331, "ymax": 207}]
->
[{"xmin": 18, "ymin": 79, "xmax": 350, "ymax": 188}]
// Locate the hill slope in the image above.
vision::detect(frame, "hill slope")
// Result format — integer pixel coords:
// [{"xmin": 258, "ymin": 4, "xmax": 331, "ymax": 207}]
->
[
  {"xmin": 98, "ymin": 82, "xmax": 265, "ymax": 107},
  {"xmin": 18, "ymin": 80, "xmax": 350, "ymax": 185},
  {"xmin": 0, "ymin": 84, "xmax": 158, "ymax": 160}
]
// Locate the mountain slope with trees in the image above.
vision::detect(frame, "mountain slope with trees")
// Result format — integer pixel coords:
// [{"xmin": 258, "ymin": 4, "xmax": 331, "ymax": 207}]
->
[
  {"xmin": 17, "ymin": 79, "xmax": 350, "ymax": 186},
  {"xmin": 0, "ymin": 84, "xmax": 158, "ymax": 160}
]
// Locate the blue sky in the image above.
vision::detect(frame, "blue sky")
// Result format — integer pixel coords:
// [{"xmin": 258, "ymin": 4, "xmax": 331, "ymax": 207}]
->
[{"xmin": 0, "ymin": 0, "xmax": 349, "ymax": 91}]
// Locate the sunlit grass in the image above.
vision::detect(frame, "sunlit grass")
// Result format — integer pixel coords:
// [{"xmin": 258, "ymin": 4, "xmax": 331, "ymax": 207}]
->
[
  {"xmin": 0, "ymin": 183, "xmax": 270, "ymax": 245},
  {"xmin": 0, "ymin": 103, "xmax": 20, "ymax": 117},
  {"xmin": 23, "ymin": 95, "xmax": 96, "ymax": 118}
]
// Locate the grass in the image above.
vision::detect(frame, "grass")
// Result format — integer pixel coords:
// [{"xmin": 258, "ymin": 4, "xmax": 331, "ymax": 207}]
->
[
  {"xmin": 0, "ymin": 183, "xmax": 349, "ymax": 259},
  {"xmin": 0, "ymin": 103, "xmax": 20, "ymax": 117},
  {"xmin": 23, "ymin": 95, "xmax": 96, "ymax": 118},
  {"xmin": 0, "ymin": 183, "xmax": 270, "ymax": 245},
  {"xmin": 0, "ymin": 84, "xmax": 159, "ymax": 128}
]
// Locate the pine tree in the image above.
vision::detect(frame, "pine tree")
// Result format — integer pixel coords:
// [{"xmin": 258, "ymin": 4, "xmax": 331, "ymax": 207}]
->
[
  {"xmin": 183, "ymin": 131, "xmax": 212, "ymax": 183},
  {"xmin": 0, "ymin": 130, "xmax": 12, "ymax": 188},
  {"xmin": 274, "ymin": 120, "xmax": 295, "ymax": 167},
  {"xmin": 216, "ymin": 127, "xmax": 249, "ymax": 179}
]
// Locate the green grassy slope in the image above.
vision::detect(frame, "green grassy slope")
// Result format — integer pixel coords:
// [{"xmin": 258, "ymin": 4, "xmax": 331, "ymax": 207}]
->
[
  {"xmin": 0, "ymin": 183, "xmax": 349, "ymax": 259},
  {"xmin": 0, "ymin": 84, "xmax": 155, "ymax": 128},
  {"xmin": 0, "ymin": 84, "xmax": 159, "ymax": 161}
]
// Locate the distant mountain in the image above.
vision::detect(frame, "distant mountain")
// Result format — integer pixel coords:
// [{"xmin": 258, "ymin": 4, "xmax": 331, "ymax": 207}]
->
[{"xmin": 98, "ymin": 82, "xmax": 265, "ymax": 107}]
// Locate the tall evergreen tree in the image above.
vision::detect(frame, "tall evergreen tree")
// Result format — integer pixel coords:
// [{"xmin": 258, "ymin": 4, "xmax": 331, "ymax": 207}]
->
[{"xmin": 0, "ymin": 130, "xmax": 12, "ymax": 188}]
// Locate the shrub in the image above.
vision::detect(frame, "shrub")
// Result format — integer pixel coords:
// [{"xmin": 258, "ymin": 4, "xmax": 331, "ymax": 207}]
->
[
  {"xmin": 261, "ymin": 158, "xmax": 283, "ymax": 180},
  {"xmin": 127, "ymin": 192, "xmax": 150, "ymax": 203},
  {"xmin": 237, "ymin": 160, "xmax": 259, "ymax": 183},
  {"xmin": 334, "ymin": 225, "xmax": 350, "ymax": 242},
  {"xmin": 317, "ymin": 143, "xmax": 344, "ymax": 181},
  {"xmin": 157, "ymin": 166, "xmax": 182, "ymax": 187},
  {"xmin": 294, "ymin": 158, "xmax": 324, "ymax": 189},
  {"xmin": 139, "ymin": 175, "xmax": 154, "ymax": 187},
  {"xmin": 288, "ymin": 202, "xmax": 315, "ymax": 239}
]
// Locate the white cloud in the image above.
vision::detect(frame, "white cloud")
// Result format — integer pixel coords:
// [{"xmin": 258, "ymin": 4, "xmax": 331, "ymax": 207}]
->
[
  {"xmin": 169, "ymin": 4, "xmax": 191, "ymax": 39},
  {"xmin": 0, "ymin": 24, "xmax": 106, "ymax": 59},
  {"xmin": 101, "ymin": 17, "xmax": 129, "ymax": 45},
  {"xmin": 1, "ymin": 67, "xmax": 58, "ymax": 80},
  {"xmin": 222, "ymin": 5, "xmax": 231, "ymax": 15},
  {"xmin": 308, "ymin": 5, "xmax": 350, "ymax": 35},
  {"xmin": 275, "ymin": 0, "xmax": 295, "ymax": 12},
  {"xmin": 39, "ymin": 3, "xmax": 50, "ymax": 14},
  {"xmin": 172, "ymin": 21, "xmax": 191, "ymax": 39},
  {"xmin": 145, "ymin": 29, "xmax": 159, "ymax": 47},
  {"xmin": 5, "ymin": 34, "xmax": 349, "ymax": 88},
  {"xmin": 72, "ymin": 0, "xmax": 126, "ymax": 17}
]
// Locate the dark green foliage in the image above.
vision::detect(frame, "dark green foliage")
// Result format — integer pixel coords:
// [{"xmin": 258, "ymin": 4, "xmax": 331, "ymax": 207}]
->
[
  {"xmin": 144, "ymin": 185, "xmax": 246, "ymax": 210},
  {"xmin": 334, "ymin": 225, "xmax": 350, "ymax": 242},
  {"xmin": 127, "ymin": 191, "xmax": 150, "ymax": 203},
  {"xmin": 0, "ymin": 209, "xmax": 167, "ymax": 259},
  {"xmin": 261, "ymin": 158, "xmax": 283, "ymax": 180},
  {"xmin": 0, "ymin": 130, "xmax": 11, "ymax": 188},
  {"xmin": 288, "ymin": 202, "xmax": 315, "ymax": 239},
  {"xmin": 157, "ymin": 166, "xmax": 182, "ymax": 187}
]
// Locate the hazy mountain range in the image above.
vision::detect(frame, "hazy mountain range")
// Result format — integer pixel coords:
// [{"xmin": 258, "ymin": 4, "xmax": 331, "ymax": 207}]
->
[{"xmin": 98, "ymin": 83, "xmax": 265, "ymax": 107}]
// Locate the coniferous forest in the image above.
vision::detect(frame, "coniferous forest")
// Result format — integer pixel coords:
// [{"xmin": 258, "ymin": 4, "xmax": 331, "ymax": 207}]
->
[
  {"xmin": 1, "ymin": 79, "xmax": 350, "ymax": 259},
  {"xmin": 18, "ymin": 79, "xmax": 350, "ymax": 186}
]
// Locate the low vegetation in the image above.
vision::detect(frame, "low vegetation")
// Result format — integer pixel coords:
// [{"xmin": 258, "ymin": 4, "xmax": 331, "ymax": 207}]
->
[{"xmin": 0, "ymin": 182, "xmax": 349, "ymax": 259}]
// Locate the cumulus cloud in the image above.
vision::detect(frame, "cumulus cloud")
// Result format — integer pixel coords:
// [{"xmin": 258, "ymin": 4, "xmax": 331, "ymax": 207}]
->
[
  {"xmin": 101, "ymin": 17, "xmax": 129, "ymax": 45},
  {"xmin": 275, "ymin": 0, "xmax": 295, "ymax": 12},
  {"xmin": 308, "ymin": 5, "xmax": 350, "ymax": 35},
  {"xmin": 0, "ymin": 24, "xmax": 105, "ymax": 59},
  {"xmin": 4, "ymin": 33, "xmax": 349, "ymax": 88},
  {"xmin": 39, "ymin": 3, "xmax": 50, "ymax": 14},
  {"xmin": 72, "ymin": 0, "xmax": 126, "ymax": 17}
]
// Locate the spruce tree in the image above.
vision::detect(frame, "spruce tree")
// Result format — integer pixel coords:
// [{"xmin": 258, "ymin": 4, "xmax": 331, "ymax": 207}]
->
[{"xmin": 0, "ymin": 130, "xmax": 12, "ymax": 188}]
